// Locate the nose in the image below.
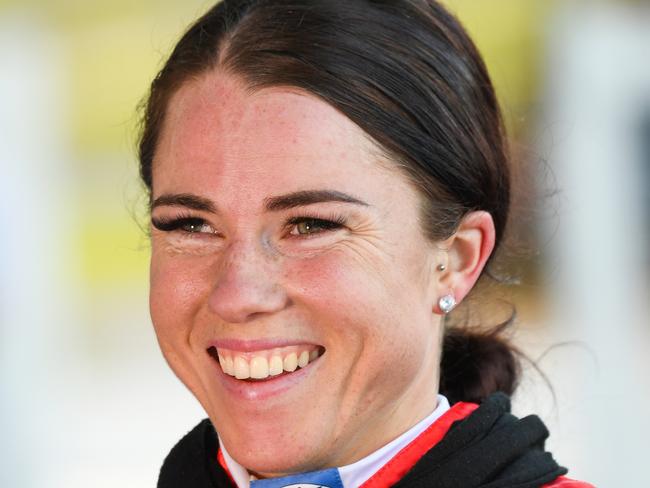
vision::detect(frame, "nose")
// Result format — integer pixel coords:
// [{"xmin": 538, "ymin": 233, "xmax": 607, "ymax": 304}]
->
[{"xmin": 207, "ymin": 239, "xmax": 289, "ymax": 324}]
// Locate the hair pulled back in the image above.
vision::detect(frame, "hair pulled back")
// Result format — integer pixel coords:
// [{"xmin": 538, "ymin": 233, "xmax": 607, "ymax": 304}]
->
[{"xmin": 139, "ymin": 0, "xmax": 519, "ymax": 404}]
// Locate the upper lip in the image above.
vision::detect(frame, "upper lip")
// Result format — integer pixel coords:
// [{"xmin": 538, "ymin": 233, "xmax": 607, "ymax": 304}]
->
[{"xmin": 206, "ymin": 338, "xmax": 321, "ymax": 352}]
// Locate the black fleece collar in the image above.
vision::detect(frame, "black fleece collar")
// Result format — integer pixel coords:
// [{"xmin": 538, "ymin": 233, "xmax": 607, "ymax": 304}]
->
[{"xmin": 393, "ymin": 393, "xmax": 567, "ymax": 488}]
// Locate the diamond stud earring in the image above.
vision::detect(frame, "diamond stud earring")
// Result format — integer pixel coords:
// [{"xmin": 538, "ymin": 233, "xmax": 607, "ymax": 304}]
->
[
  {"xmin": 438, "ymin": 294, "xmax": 456, "ymax": 314},
  {"xmin": 437, "ymin": 264, "xmax": 446, "ymax": 271}
]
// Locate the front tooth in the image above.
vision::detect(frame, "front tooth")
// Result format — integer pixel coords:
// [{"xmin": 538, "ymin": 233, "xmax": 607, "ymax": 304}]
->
[
  {"xmin": 298, "ymin": 350, "xmax": 309, "ymax": 368},
  {"xmin": 269, "ymin": 355, "xmax": 283, "ymax": 376},
  {"xmin": 234, "ymin": 356, "xmax": 250, "ymax": 379},
  {"xmin": 283, "ymin": 352, "xmax": 298, "ymax": 372},
  {"xmin": 250, "ymin": 356, "xmax": 269, "ymax": 379}
]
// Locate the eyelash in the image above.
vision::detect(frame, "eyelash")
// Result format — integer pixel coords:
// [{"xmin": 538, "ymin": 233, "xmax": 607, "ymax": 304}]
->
[
  {"xmin": 151, "ymin": 215, "xmax": 215, "ymax": 234},
  {"xmin": 150, "ymin": 214, "xmax": 347, "ymax": 237},
  {"xmin": 286, "ymin": 215, "xmax": 346, "ymax": 236}
]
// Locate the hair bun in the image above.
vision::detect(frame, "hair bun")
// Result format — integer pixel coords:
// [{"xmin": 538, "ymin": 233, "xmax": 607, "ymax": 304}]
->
[{"xmin": 439, "ymin": 327, "xmax": 520, "ymax": 405}]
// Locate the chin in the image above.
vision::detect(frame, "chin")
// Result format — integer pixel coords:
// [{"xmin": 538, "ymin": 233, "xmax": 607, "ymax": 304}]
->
[{"xmin": 221, "ymin": 427, "xmax": 327, "ymax": 476}]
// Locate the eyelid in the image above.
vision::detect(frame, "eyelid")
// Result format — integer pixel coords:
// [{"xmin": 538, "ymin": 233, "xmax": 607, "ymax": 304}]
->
[
  {"xmin": 284, "ymin": 214, "xmax": 347, "ymax": 237},
  {"xmin": 286, "ymin": 215, "xmax": 346, "ymax": 226},
  {"xmin": 151, "ymin": 214, "xmax": 217, "ymax": 234}
]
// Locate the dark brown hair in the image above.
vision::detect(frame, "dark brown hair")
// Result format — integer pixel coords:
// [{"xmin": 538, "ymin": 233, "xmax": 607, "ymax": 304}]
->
[{"xmin": 139, "ymin": 0, "xmax": 519, "ymax": 404}]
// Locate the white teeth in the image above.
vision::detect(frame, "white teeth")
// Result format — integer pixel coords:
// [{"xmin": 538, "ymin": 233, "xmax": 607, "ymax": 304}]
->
[
  {"xmin": 224, "ymin": 356, "xmax": 234, "ymax": 375},
  {"xmin": 250, "ymin": 356, "xmax": 269, "ymax": 379},
  {"xmin": 234, "ymin": 356, "xmax": 250, "ymax": 379},
  {"xmin": 269, "ymin": 355, "xmax": 283, "ymax": 376},
  {"xmin": 298, "ymin": 351, "xmax": 309, "ymax": 368},
  {"xmin": 283, "ymin": 352, "xmax": 298, "ymax": 372},
  {"xmin": 218, "ymin": 354, "xmax": 233, "ymax": 375},
  {"xmin": 216, "ymin": 347, "xmax": 322, "ymax": 380}
]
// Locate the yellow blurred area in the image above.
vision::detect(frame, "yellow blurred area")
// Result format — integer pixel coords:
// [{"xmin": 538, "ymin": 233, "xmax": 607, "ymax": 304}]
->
[
  {"xmin": 0, "ymin": 0, "xmax": 554, "ymax": 288},
  {"xmin": 0, "ymin": 0, "xmax": 211, "ymax": 286},
  {"xmin": 443, "ymin": 0, "xmax": 556, "ymax": 127}
]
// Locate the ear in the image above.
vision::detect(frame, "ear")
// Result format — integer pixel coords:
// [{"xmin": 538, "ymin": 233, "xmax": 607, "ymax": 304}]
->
[{"xmin": 434, "ymin": 211, "xmax": 496, "ymax": 313}]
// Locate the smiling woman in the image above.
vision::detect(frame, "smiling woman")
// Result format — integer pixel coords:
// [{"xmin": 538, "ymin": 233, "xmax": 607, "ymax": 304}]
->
[{"xmin": 138, "ymin": 1, "xmax": 592, "ymax": 487}]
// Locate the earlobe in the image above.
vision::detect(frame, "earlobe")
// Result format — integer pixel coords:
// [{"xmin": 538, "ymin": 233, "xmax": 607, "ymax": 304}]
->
[
  {"xmin": 438, "ymin": 293, "xmax": 457, "ymax": 314},
  {"xmin": 434, "ymin": 211, "xmax": 495, "ymax": 313}
]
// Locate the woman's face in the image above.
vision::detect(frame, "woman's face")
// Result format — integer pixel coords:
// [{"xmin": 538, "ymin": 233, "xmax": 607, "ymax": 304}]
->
[{"xmin": 150, "ymin": 72, "xmax": 445, "ymax": 476}]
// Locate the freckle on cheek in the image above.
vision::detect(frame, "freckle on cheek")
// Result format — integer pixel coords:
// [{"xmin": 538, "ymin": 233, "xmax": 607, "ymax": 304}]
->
[{"xmin": 292, "ymin": 259, "xmax": 340, "ymax": 284}]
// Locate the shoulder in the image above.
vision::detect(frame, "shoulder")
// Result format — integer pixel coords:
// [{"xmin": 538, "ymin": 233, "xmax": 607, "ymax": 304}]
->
[
  {"xmin": 542, "ymin": 475, "xmax": 596, "ymax": 487},
  {"xmin": 157, "ymin": 418, "xmax": 232, "ymax": 488}
]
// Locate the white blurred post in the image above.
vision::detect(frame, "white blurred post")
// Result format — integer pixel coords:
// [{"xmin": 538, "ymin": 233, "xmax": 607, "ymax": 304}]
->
[
  {"xmin": 542, "ymin": 4, "xmax": 650, "ymax": 486},
  {"xmin": 0, "ymin": 14, "xmax": 69, "ymax": 487}
]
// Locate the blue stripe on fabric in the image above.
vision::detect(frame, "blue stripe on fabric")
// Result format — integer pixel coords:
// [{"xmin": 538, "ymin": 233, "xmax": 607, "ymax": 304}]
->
[{"xmin": 249, "ymin": 467, "xmax": 343, "ymax": 488}]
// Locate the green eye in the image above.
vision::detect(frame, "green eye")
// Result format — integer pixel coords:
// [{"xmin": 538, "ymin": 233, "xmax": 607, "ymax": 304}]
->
[
  {"xmin": 181, "ymin": 219, "xmax": 210, "ymax": 233},
  {"xmin": 296, "ymin": 220, "xmax": 318, "ymax": 235},
  {"xmin": 289, "ymin": 217, "xmax": 345, "ymax": 236}
]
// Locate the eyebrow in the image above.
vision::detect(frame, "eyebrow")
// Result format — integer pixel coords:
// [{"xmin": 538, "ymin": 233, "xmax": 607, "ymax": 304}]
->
[
  {"xmin": 151, "ymin": 193, "xmax": 217, "ymax": 212},
  {"xmin": 264, "ymin": 190, "xmax": 369, "ymax": 211},
  {"xmin": 151, "ymin": 190, "xmax": 369, "ymax": 213}
]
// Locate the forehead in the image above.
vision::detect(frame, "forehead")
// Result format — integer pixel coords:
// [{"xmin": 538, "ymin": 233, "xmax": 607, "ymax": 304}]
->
[{"xmin": 152, "ymin": 71, "xmax": 395, "ymax": 197}]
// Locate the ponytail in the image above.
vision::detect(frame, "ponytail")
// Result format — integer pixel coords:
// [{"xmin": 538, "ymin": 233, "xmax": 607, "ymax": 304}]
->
[{"xmin": 439, "ymin": 324, "xmax": 521, "ymax": 405}]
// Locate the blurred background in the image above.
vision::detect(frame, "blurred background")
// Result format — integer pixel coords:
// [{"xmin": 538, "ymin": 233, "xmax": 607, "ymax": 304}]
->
[{"xmin": 1, "ymin": 0, "xmax": 648, "ymax": 486}]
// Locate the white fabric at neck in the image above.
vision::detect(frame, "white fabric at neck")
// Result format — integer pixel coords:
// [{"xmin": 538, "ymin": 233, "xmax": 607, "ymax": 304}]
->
[{"xmin": 219, "ymin": 394, "xmax": 450, "ymax": 488}]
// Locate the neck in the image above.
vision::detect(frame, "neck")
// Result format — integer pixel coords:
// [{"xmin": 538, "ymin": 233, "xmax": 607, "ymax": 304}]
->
[{"xmin": 220, "ymin": 394, "xmax": 452, "ymax": 488}]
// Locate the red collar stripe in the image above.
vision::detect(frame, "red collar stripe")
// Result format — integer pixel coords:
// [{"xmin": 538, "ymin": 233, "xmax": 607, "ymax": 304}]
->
[
  {"xmin": 360, "ymin": 401, "xmax": 479, "ymax": 488},
  {"xmin": 217, "ymin": 446, "xmax": 237, "ymax": 486}
]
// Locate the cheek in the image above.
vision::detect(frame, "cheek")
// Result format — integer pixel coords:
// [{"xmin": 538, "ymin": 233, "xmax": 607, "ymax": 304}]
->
[
  {"xmin": 287, "ymin": 249, "xmax": 431, "ymax": 361},
  {"xmin": 286, "ymin": 249, "xmax": 386, "ymax": 325},
  {"xmin": 291, "ymin": 244, "xmax": 428, "ymax": 318},
  {"xmin": 149, "ymin": 251, "xmax": 212, "ymax": 339}
]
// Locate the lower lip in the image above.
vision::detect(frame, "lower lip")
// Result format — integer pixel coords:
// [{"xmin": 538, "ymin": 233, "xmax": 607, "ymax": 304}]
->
[{"xmin": 210, "ymin": 355, "xmax": 321, "ymax": 402}]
